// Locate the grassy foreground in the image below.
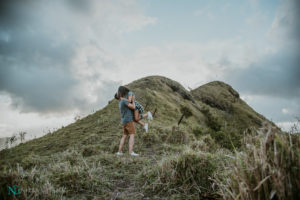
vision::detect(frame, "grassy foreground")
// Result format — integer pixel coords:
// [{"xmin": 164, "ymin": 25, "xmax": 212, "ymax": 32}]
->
[{"xmin": 0, "ymin": 76, "xmax": 299, "ymax": 199}]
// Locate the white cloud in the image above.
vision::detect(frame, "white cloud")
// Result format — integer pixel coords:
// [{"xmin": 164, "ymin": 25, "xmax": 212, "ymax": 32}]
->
[
  {"xmin": 0, "ymin": 95, "xmax": 74, "ymax": 138},
  {"xmin": 0, "ymin": 0, "xmax": 156, "ymax": 113},
  {"xmin": 116, "ymin": 36, "xmax": 265, "ymax": 89},
  {"xmin": 0, "ymin": 0, "xmax": 156, "ymax": 137},
  {"xmin": 1, "ymin": 0, "xmax": 299, "ymax": 139}
]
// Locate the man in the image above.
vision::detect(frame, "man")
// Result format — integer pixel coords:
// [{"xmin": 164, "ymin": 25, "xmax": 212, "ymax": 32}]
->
[{"xmin": 115, "ymin": 92, "xmax": 139, "ymax": 156}]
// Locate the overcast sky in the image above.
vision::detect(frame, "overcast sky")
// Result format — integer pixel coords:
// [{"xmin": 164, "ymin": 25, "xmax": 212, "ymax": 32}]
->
[{"xmin": 0, "ymin": 0, "xmax": 299, "ymax": 138}]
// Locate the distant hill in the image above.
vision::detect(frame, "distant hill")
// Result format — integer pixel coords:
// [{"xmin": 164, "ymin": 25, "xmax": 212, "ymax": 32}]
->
[{"xmin": 0, "ymin": 76, "xmax": 276, "ymax": 199}]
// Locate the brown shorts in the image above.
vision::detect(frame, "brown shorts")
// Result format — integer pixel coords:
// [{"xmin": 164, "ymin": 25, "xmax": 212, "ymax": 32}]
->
[{"xmin": 123, "ymin": 121, "xmax": 136, "ymax": 135}]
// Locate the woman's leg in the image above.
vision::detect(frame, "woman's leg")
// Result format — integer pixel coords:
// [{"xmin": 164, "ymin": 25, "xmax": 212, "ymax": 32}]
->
[
  {"xmin": 134, "ymin": 110, "xmax": 148, "ymax": 132},
  {"xmin": 134, "ymin": 110, "xmax": 145, "ymax": 127},
  {"xmin": 143, "ymin": 111, "xmax": 153, "ymax": 120},
  {"xmin": 137, "ymin": 120, "xmax": 145, "ymax": 126},
  {"xmin": 134, "ymin": 110, "xmax": 140, "ymax": 121}
]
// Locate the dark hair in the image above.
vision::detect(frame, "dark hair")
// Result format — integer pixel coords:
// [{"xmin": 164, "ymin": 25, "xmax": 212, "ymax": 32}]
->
[
  {"xmin": 114, "ymin": 93, "xmax": 119, "ymax": 100},
  {"xmin": 118, "ymin": 86, "xmax": 130, "ymax": 98}
]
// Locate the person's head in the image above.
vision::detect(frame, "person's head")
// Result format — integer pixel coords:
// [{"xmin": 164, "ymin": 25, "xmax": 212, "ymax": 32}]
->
[
  {"xmin": 118, "ymin": 86, "xmax": 130, "ymax": 98},
  {"xmin": 114, "ymin": 92, "xmax": 120, "ymax": 100}
]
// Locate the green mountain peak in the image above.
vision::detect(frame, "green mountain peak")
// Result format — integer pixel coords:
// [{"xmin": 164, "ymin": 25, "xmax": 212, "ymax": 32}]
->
[{"xmin": 0, "ymin": 75, "xmax": 278, "ymax": 199}]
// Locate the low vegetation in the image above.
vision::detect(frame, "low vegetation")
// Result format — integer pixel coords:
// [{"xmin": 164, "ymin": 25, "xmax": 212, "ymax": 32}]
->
[
  {"xmin": 215, "ymin": 124, "xmax": 300, "ymax": 200},
  {"xmin": 0, "ymin": 76, "xmax": 298, "ymax": 199},
  {"xmin": 139, "ymin": 148, "xmax": 223, "ymax": 199}
]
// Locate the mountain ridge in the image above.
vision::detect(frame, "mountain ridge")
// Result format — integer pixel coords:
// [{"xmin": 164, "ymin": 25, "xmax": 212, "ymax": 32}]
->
[
  {"xmin": 0, "ymin": 75, "xmax": 276, "ymax": 199},
  {"xmin": 0, "ymin": 75, "xmax": 272, "ymax": 164}
]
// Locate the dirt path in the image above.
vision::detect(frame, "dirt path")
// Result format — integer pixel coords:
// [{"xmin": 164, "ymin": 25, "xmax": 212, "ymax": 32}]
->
[{"xmin": 106, "ymin": 148, "xmax": 159, "ymax": 200}]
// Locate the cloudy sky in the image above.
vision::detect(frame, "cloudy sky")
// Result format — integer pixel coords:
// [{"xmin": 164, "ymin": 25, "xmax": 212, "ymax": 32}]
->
[{"xmin": 0, "ymin": 0, "xmax": 299, "ymax": 138}]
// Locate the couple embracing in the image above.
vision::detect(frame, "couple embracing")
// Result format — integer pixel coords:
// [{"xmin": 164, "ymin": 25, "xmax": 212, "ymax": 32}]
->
[{"xmin": 114, "ymin": 86, "xmax": 153, "ymax": 156}]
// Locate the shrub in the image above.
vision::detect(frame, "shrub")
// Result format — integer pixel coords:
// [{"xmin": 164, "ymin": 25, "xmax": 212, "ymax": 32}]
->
[
  {"xmin": 82, "ymin": 146, "xmax": 98, "ymax": 157},
  {"xmin": 167, "ymin": 82, "xmax": 195, "ymax": 102},
  {"xmin": 190, "ymin": 135, "xmax": 219, "ymax": 152},
  {"xmin": 192, "ymin": 126, "xmax": 203, "ymax": 137},
  {"xmin": 210, "ymin": 130, "xmax": 241, "ymax": 150},
  {"xmin": 215, "ymin": 124, "xmax": 300, "ymax": 200},
  {"xmin": 139, "ymin": 149, "xmax": 221, "ymax": 199},
  {"xmin": 20, "ymin": 154, "xmax": 46, "ymax": 170},
  {"xmin": 166, "ymin": 126, "xmax": 190, "ymax": 144},
  {"xmin": 180, "ymin": 106, "xmax": 193, "ymax": 118},
  {"xmin": 138, "ymin": 130, "xmax": 161, "ymax": 148},
  {"xmin": 201, "ymin": 108, "xmax": 221, "ymax": 131}
]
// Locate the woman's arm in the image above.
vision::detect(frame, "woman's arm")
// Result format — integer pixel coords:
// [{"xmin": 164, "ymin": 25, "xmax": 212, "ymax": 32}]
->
[{"xmin": 127, "ymin": 91, "xmax": 135, "ymax": 103}]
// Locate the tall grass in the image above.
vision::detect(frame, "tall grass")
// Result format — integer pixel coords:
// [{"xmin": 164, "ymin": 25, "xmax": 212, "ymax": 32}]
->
[
  {"xmin": 215, "ymin": 123, "xmax": 300, "ymax": 200},
  {"xmin": 0, "ymin": 149, "xmax": 111, "ymax": 199},
  {"xmin": 139, "ymin": 147, "xmax": 226, "ymax": 199}
]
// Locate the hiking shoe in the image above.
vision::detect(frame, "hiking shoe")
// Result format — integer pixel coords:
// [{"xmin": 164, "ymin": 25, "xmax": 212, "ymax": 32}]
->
[
  {"xmin": 116, "ymin": 152, "xmax": 123, "ymax": 156},
  {"xmin": 147, "ymin": 112, "xmax": 153, "ymax": 120},
  {"xmin": 144, "ymin": 123, "xmax": 148, "ymax": 132},
  {"xmin": 130, "ymin": 152, "xmax": 139, "ymax": 156}
]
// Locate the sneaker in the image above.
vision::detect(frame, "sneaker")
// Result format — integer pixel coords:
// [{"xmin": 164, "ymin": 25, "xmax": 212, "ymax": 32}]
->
[
  {"xmin": 116, "ymin": 152, "xmax": 123, "ymax": 156},
  {"xmin": 130, "ymin": 152, "xmax": 139, "ymax": 156},
  {"xmin": 147, "ymin": 112, "xmax": 153, "ymax": 120},
  {"xmin": 144, "ymin": 123, "xmax": 148, "ymax": 132}
]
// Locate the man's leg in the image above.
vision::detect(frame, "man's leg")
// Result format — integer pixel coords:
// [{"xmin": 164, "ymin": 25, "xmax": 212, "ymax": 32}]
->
[
  {"xmin": 118, "ymin": 134, "xmax": 127, "ymax": 153},
  {"xmin": 129, "ymin": 134, "xmax": 135, "ymax": 154}
]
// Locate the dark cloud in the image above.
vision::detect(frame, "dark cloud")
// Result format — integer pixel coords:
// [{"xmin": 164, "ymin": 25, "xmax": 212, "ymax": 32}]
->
[
  {"xmin": 0, "ymin": 66, "xmax": 78, "ymax": 112},
  {"xmin": 0, "ymin": 0, "xmax": 77, "ymax": 113},
  {"xmin": 226, "ymin": 47, "xmax": 300, "ymax": 99},
  {"xmin": 224, "ymin": 0, "xmax": 300, "ymax": 100},
  {"xmin": 274, "ymin": 0, "xmax": 300, "ymax": 45},
  {"xmin": 0, "ymin": 0, "xmax": 120, "ymax": 113}
]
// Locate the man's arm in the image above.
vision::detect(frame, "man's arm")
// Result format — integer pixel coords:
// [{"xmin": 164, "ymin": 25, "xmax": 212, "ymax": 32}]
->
[
  {"xmin": 127, "ymin": 101, "xmax": 135, "ymax": 110},
  {"xmin": 121, "ymin": 98, "xmax": 135, "ymax": 110}
]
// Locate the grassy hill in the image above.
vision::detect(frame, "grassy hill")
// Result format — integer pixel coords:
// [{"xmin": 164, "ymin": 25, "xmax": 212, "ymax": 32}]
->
[{"xmin": 1, "ymin": 76, "xmax": 298, "ymax": 199}]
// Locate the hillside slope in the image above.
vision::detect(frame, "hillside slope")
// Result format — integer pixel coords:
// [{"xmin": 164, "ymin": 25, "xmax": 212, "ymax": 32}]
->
[{"xmin": 0, "ymin": 76, "xmax": 273, "ymax": 199}]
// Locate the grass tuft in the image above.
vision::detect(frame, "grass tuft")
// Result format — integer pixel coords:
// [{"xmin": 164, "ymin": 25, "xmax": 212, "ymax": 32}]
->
[
  {"xmin": 215, "ymin": 123, "xmax": 300, "ymax": 200},
  {"xmin": 139, "ymin": 148, "xmax": 224, "ymax": 199}
]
